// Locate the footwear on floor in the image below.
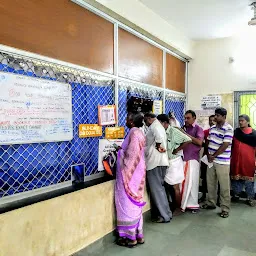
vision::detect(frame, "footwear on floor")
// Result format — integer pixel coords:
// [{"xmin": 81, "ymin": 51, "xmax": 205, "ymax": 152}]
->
[
  {"xmin": 231, "ymin": 196, "xmax": 240, "ymax": 203},
  {"xmin": 152, "ymin": 217, "xmax": 170, "ymax": 223},
  {"xmin": 247, "ymin": 199, "xmax": 256, "ymax": 207},
  {"xmin": 137, "ymin": 238, "xmax": 145, "ymax": 245},
  {"xmin": 200, "ymin": 204, "xmax": 216, "ymax": 210},
  {"xmin": 116, "ymin": 238, "xmax": 137, "ymax": 248},
  {"xmin": 219, "ymin": 211, "xmax": 229, "ymax": 218}
]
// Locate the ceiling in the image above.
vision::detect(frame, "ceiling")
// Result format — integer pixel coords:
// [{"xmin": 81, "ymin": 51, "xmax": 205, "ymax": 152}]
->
[{"xmin": 138, "ymin": 0, "xmax": 254, "ymax": 40}]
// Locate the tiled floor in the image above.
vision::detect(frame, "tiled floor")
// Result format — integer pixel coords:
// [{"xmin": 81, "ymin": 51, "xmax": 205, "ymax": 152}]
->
[{"xmin": 75, "ymin": 202, "xmax": 256, "ymax": 256}]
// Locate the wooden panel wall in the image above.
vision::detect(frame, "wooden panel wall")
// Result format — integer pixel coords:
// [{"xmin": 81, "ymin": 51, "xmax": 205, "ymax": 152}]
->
[
  {"xmin": 0, "ymin": 0, "xmax": 114, "ymax": 74},
  {"xmin": 166, "ymin": 53, "xmax": 186, "ymax": 92},
  {"xmin": 118, "ymin": 28, "xmax": 163, "ymax": 87}
]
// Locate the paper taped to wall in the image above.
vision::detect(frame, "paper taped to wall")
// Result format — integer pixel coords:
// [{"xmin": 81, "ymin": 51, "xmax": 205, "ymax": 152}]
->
[{"xmin": 0, "ymin": 72, "xmax": 73, "ymax": 144}]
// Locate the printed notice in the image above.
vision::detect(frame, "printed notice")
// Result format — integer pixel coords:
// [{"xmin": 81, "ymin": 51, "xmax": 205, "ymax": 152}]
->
[
  {"xmin": 98, "ymin": 105, "xmax": 117, "ymax": 126},
  {"xmin": 152, "ymin": 100, "xmax": 163, "ymax": 115},
  {"xmin": 0, "ymin": 72, "xmax": 73, "ymax": 144},
  {"xmin": 98, "ymin": 139, "xmax": 123, "ymax": 171},
  {"xmin": 105, "ymin": 127, "xmax": 125, "ymax": 139},
  {"xmin": 201, "ymin": 95, "xmax": 221, "ymax": 109},
  {"xmin": 79, "ymin": 124, "xmax": 102, "ymax": 138}
]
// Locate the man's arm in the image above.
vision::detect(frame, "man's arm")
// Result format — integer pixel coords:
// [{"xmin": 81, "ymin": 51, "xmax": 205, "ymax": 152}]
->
[
  {"xmin": 186, "ymin": 134, "xmax": 203, "ymax": 146},
  {"xmin": 153, "ymin": 126, "xmax": 166, "ymax": 153},
  {"xmin": 172, "ymin": 128, "xmax": 192, "ymax": 154},
  {"xmin": 208, "ymin": 142, "xmax": 230, "ymax": 163},
  {"xmin": 180, "ymin": 126, "xmax": 204, "ymax": 147},
  {"xmin": 173, "ymin": 141, "xmax": 191, "ymax": 154}
]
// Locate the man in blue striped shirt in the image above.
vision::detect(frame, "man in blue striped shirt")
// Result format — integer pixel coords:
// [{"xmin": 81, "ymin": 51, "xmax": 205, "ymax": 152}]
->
[{"xmin": 202, "ymin": 108, "xmax": 233, "ymax": 218}]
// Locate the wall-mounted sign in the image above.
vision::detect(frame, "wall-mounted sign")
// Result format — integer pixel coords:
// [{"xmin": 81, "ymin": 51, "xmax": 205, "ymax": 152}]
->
[
  {"xmin": 201, "ymin": 95, "xmax": 221, "ymax": 109},
  {"xmin": 79, "ymin": 124, "xmax": 102, "ymax": 138},
  {"xmin": 105, "ymin": 127, "xmax": 125, "ymax": 139},
  {"xmin": 98, "ymin": 139, "xmax": 123, "ymax": 171},
  {"xmin": 195, "ymin": 110, "xmax": 215, "ymax": 130},
  {"xmin": 98, "ymin": 105, "xmax": 117, "ymax": 126},
  {"xmin": 152, "ymin": 100, "xmax": 163, "ymax": 115}
]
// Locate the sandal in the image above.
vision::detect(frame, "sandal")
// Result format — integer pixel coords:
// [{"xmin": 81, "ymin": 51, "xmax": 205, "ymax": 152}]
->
[
  {"xmin": 137, "ymin": 238, "xmax": 145, "ymax": 245},
  {"xmin": 220, "ymin": 211, "xmax": 229, "ymax": 218},
  {"xmin": 117, "ymin": 238, "xmax": 137, "ymax": 248},
  {"xmin": 116, "ymin": 237, "xmax": 126, "ymax": 246},
  {"xmin": 200, "ymin": 204, "xmax": 216, "ymax": 210},
  {"xmin": 152, "ymin": 217, "xmax": 170, "ymax": 223},
  {"xmin": 247, "ymin": 199, "xmax": 256, "ymax": 207},
  {"xmin": 127, "ymin": 239, "xmax": 138, "ymax": 248}
]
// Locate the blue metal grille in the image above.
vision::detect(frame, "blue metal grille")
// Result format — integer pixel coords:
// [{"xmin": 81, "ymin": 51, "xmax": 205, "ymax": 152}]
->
[
  {"xmin": 165, "ymin": 90, "xmax": 186, "ymax": 126},
  {"xmin": 0, "ymin": 52, "xmax": 114, "ymax": 199}
]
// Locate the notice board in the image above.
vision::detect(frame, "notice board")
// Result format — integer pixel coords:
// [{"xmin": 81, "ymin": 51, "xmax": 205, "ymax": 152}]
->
[{"xmin": 0, "ymin": 72, "xmax": 73, "ymax": 145}]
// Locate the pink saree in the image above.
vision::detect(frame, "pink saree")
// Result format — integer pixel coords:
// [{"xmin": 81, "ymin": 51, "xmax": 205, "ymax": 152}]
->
[{"xmin": 115, "ymin": 127, "xmax": 146, "ymax": 241}]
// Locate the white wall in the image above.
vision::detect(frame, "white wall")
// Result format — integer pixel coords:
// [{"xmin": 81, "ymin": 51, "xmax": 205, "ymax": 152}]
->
[
  {"xmin": 95, "ymin": 0, "xmax": 194, "ymax": 57},
  {"xmin": 188, "ymin": 27, "xmax": 256, "ymax": 110}
]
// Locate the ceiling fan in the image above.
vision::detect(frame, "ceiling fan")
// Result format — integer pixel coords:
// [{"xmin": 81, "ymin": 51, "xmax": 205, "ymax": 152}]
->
[{"xmin": 248, "ymin": 2, "xmax": 256, "ymax": 25}]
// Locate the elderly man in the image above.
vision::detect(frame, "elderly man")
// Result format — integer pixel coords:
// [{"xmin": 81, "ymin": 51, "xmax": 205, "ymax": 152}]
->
[
  {"xmin": 144, "ymin": 112, "xmax": 171, "ymax": 223},
  {"xmin": 157, "ymin": 114, "xmax": 192, "ymax": 214}
]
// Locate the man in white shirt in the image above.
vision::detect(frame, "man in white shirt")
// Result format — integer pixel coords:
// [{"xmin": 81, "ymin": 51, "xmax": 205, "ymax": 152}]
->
[{"xmin": 144, "ymin": 113, "xmax": 171, "ymax": 223}]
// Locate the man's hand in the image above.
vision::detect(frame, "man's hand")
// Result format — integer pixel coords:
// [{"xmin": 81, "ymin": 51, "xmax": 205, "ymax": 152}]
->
[
  {"xmin": 208, "ymin": 154, "xmax": 215, "ymax": 163},
  {"xmin": 156, "ymin": 146, "xmax": 166, "ymax": 153},
  {"xmin": 173, "ymin": 149, "xmax": 178, "ymax": 155}
]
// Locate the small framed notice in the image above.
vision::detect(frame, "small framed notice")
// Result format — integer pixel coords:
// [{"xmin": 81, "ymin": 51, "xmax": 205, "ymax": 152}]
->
[{"xmin": 98, "ymin": 105, "xmax": 117, "ymax": 126}]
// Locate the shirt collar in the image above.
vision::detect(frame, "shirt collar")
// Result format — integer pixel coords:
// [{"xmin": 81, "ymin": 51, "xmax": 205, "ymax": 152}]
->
[
  {"xmin": 166, "ymin": 125, "xmax": 171, "ymax": 134},
  {"xmin": 216, "ymin": 122, "xmax": 227, "ymax": 128},
  {"xmin": 186, "ymin": 122, "xmax": 196, "ymax": 128}
]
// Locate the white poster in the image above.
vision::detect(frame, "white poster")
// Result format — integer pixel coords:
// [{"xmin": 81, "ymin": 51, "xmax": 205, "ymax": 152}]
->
[
  {"xmin": 153, "ymin": 100, "xmax": 163, "ymax": 115},
  {"xmin": 201, "ymin": 95, "xmax": 221, "ymax": 109},
  {"xmin": 195, "ymin": 110, "xmax": 215, "ymax": 130},
  {"xmin": 98, "ymin": 139, "xmax": 124, "ymax": 171},
  {"xmin": 0, "ymin": 71, "xmax": 73, "ymax": 145}
]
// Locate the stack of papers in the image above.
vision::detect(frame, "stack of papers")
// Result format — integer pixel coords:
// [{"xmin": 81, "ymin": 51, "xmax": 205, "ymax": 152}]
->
[{"xmin": 201, "ymin": 155, "xmax": 213, "ymax": 168}]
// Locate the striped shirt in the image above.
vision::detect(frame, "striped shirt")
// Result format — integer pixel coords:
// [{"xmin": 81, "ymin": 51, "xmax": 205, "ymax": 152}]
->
[
  {"xmin": 166, "ymin": 126, "xmax": 191, "ymax": 160},
  {"xmin": 208, "ymin": 123, "xmax": 233, "ymax": 165}
]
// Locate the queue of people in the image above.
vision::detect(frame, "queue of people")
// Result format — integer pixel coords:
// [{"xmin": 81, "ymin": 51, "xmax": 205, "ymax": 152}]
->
[{"xmin": 114, "ymin": 108, "xmax": 256, "ymax": 248}]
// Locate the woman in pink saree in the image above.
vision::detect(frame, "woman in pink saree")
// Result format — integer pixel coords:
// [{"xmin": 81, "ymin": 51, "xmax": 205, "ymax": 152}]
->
[{"xmin": 115, "ymin": 113, "xmax": 146, "ymax": 248}]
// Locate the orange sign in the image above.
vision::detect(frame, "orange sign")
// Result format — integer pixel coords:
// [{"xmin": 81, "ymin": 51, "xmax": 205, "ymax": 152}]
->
[
  {"xmin": 79, "ymin": 124, "xmax": 102, "ymax": 138},
  {"xmin": 105, "ymin": 127, "xmax": 125, "ymax": 139}
]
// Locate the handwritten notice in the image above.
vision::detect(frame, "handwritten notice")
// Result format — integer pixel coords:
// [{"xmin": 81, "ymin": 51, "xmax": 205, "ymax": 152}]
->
[
  {"xmin": 105, "ymin": 127, "xmax": 125, "ymax": 139},
  {"xmin": 153, "ymin": 100, "xmax": 163, "ymax": 115},
  {"xmin": 0, "ymin": 72, "xmax": 73, "ymax": 145},
  {"xmin": 98, "ymin": 105, "xmax": 117, "ymax": 126},
  {"xmin": 79, "ymin": 124, "xmax": 102, "ymax": 138},
  {"xmin": 98, "ymin": 139, "xmax": 123, "ymax": 171}
]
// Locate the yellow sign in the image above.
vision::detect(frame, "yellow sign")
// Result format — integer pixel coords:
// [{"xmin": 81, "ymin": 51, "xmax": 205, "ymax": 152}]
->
[
  {"xmin": 105, "ymin": 127, "xmax": 125, "ymax": 139},
  {"xmin": 79, "ymin": 124, "xmax": 102, "ymax": 138}
]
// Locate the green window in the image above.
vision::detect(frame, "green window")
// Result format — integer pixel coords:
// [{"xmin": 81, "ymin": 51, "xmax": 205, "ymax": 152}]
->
[{"xmin": 240, "ymin": 94, "xmax": 256, "ymax": 128}]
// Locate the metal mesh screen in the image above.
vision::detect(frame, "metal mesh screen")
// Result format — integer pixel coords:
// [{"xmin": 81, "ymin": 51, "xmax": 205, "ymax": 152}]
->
[
  {"xmin": 118, "ymin": 81, "xmax": 164, "ymax": 134},
  {"xmin": 0, "ymin": 51, "xmax": 114, "ymax": 199},
  {"xmin": 165, "ymin": 90, "xmax": 186, "ymax": 126}
]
